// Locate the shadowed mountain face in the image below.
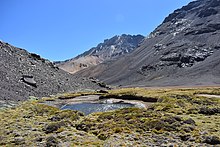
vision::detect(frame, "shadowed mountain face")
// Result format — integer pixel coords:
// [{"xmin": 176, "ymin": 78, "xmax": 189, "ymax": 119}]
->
[
  {"xmin": 56, "ymin": 34, "xmax": 144, "ymax": 74},
  {"xmin": 0, "ymin": 41, "xmax": 101, "ymax": 101},
  {"xmin": 75, "ymin": 0, "xmax": 220, "ymax": 87}
]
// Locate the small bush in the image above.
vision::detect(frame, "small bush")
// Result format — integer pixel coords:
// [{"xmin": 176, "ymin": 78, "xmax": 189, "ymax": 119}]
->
[
  {"xmin": 46, "ymin": 136, "xmax": 59, "ymax": 147},
  {"xmin": 97, "ymin": 133, "xmax": 108, "ymax": 140},
  {"xmin": 43, "ymin": 121, "xmax": 65, "ymax": 133}
]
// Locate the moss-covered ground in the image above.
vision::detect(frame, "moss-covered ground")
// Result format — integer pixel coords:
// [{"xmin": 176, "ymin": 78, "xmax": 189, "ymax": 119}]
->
[{"xmin": 0, "ymin": 87, "xmax": 220, "ymax": 146}]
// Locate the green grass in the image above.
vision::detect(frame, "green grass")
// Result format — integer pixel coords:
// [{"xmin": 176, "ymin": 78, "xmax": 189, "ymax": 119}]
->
[{"xmin": 0, "ymin": 87, "xmax": 220, "ymax": 146}]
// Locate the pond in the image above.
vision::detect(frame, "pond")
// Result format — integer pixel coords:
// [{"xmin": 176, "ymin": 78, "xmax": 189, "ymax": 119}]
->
[{"xmin": 60, "ymin": 102, "xmax": 135, "ymax": 115}]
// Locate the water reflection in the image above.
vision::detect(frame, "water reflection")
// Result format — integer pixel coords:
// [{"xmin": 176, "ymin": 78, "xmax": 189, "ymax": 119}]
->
[{"xmin": 60, "ymin": 102, "xmax": 134, "ymax": 115}]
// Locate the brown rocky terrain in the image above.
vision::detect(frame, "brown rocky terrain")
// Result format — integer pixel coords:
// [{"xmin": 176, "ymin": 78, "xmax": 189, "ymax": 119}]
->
[
  {"xmin": 56, "ymin": 34, "xmax": 144, "ymax": 74},
  {"xmin": 75, "ymin": 0, "xmax": 220, "ymax": 87},
  {"xmin": 57, "ymin": 56, "xmax": 103, "ymax": 74},
  {"xmin": 0, "ymin": 41, "xmax": 102, "ymax": 101}
]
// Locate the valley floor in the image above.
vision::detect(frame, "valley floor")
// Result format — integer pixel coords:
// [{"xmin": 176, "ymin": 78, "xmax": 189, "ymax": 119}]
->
[{"xmin": 0, "ymin": 87, "xmax": 220, "ymax": 146}]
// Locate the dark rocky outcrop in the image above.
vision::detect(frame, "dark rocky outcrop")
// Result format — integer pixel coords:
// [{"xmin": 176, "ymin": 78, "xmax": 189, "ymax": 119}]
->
[
  {"xmin": 202, "ymin": 136, "xmax": 220, "ymax": 145},
  {"xmin": 0, "ymin": 41, "xmax": 101, "ymax": 101},
  {"xmin": 199, "ymin": 107, "xmax": 220, "ymax": 115},
  {"xmin": 43, "ymin": 122, "xmax": 65, "ymax": 134},
  {"xmin": 21, "ymin": 75, "xmax": 37, "ymax": 87},
  {"xmin": 74, "ymin": 0, "xmax": 220, "ymax": 87},
  {"xmin": 46, "ymin": 136, "xmax": 59, "ymax": 147}
]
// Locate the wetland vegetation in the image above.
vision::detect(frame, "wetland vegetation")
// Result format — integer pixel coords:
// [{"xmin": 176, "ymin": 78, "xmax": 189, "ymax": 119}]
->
[{"xmin": 0, "ymin": 87, "xmax": 220, "ymax": 146}]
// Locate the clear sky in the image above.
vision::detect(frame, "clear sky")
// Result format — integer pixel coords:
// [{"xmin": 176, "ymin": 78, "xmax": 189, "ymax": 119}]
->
[{"xmin": 1, "ymin": 0, "xmax": 193, "ymax": 61}]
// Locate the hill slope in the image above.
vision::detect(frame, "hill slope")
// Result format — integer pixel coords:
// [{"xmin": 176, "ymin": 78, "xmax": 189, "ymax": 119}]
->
[
  {"xmin": 56, "ymin": 34, "xmax": 144, "ymax": 74},
  {"xmin": 75, "ymin": 0, "xmax": 220, "ymax": 87},
  {"xmin": 0, "ymin": 41, "xmax": 101, "ymax": 101}
]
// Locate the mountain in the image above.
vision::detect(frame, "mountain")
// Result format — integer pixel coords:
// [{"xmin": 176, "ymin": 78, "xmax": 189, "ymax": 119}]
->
[
  {"xmin": 0, "ymin": 41, "xmax": 102, "ymax": 101},
  {"xmin": 74, "ymin": 0, "xmax": 220, "ymax": 87},
  {"xmin": 56, "ymin": 34, "xmax": 144, "ymax": 74}
]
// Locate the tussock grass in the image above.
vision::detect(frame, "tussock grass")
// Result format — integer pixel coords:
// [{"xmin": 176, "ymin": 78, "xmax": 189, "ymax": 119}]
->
[{"xmin": 1, "ymin": 87, "xmax": 220, "ymax": 146}]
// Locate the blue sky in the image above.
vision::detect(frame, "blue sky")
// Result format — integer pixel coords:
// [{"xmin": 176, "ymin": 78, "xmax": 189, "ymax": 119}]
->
[{"xmin": 1, "ymin": 0, "xmax": 193, "ymax": 61}]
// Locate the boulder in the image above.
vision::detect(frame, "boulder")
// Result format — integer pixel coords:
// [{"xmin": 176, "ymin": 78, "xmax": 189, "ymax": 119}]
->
[
  {"xmin": 43, "ymin": 122, "xmax": 65, "ymax": 134},
  {"xmin": 199, "ymin": 107, "xmax": 220, "ymax": 115},
  {"xmin": 160, "ymin": 53, "xmax": 181, "ymax": 62},
  {"xmin": 11, "ymin": 137, "xmax": 25, "ymax": 145},
  {"xmin": 46, "ymin": 136, "xmax": 59, "ymax": 147},
  {"xmin": 202, "ymin": 136, "xmax": 220, "ymax": 145},
  {"xmin": 183, "ymin": 118, "xmax": 196, "ymax": 125},
  {"xmin": 21, "ymin": 75, "xmax": 37, "ymax": 87}
]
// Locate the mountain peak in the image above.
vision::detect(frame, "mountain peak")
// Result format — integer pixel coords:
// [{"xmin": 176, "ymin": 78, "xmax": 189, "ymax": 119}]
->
[
  {"xmin": 74, "ymin": 0, "xmax": 220, "ymax": 87},
  {"xmin": 80, "ymin": 34, "xmax": 144, "ymax": 59},
  {"xmin": 163, "ymin": 0, "xmax": 220, "ymax": 24},
  {"xmin": 57, "ymin": 34, "xmax": 144, "ymax": 74}
]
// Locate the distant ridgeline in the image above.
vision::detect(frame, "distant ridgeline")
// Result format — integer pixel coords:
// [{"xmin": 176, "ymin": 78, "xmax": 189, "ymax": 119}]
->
[
  {"xmin": 55, "ymin": 34, "xmax": 144, "ymax": 74},
  {"xmin": 74, "ymin": 0, "xmax": 220, "ymax": 87}
]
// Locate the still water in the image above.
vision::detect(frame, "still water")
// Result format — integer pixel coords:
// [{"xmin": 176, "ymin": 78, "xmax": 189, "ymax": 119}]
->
[{"xmin": 60, "ymin": 102, "xmax": 134, "ymax": 115}]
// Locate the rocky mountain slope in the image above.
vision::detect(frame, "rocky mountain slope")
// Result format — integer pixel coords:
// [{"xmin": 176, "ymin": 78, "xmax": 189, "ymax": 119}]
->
[
  {"xmin": 0, "ymin": 41, "xmax": 102, "ymax": 101},
  {"xmin": 56, "ymin": 34, "xmax": 144, "ymax": 74},
  {"xmin": 75, "ymin": 0, "xmax": 220, "ymax": 87}
]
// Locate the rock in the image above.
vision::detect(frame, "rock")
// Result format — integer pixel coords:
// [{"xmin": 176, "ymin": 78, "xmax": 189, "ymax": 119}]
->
[
  {"xmin": 173, "ymin": 116, "xmax": 182, "ymax": 121},
  {"xmin": 166, "ymin": 143, "xmax": 176, "ymax": 147},
  {"xmin": 180, "ymin": 55, "xmax": 191, "ymax": 63},
  {"xmin": 179, "ymin": 134, "xmax": 191, "ymax": 141},
  {"xmin": 97, "ymin": 133, "xmax": 108, "ymax": 140},
  {"xmin": 185, "ymin": 27, "xmax": 217, "ymax": 35},
  {"xmin": 163, "ymin": 10, "xmax": 185, "ymax": 23},
  {"xmin": 199, "ymin": 107, "xmax": 220, "ymax": 115},
  {"xmin": 197, "ymin": 8, "xmax": 218, "ymax": 18},
  {"xmin": 183, "ymin": 126, "xmax": 195, "ymax": 133},
  {"xmin": 160, "ymin": 53, "xmax": 181, "ymax": 62},
  {"xmin": 43, "ymin": 122, "xmax": 65, "ymax": 133},
  {"xmin": 115, "ymin": 100, "xmax": 124, "ymax": 104},
  {"xmin": 207, "ymin": 23, "xmax": 220, "ymax": 30},
  {"xmin": 30, "ymin": 53, "xmax": 41, "ymax": 60},
  {"xmin": 96, "ymin": 89, "xmax": 109, "ymax": 93},
  {"xmin": 209, "ymin": 0, "xmax": 220, "ymax": 8},
  {"xmin": 12, "ymin": 131, "xmax": 21, "ymax": 137},
  {"xmin": 48, "ymin": 116, "xmax": 61, "ymax": 121},
  {"xmin": 76, "ymin": 123, "xmax": 89, "ymax": 132},
  {"xmin": 11, "ymin": 137, "xmax": 25, "ymax": 145},
  {"xmin": 140, "ymin": 65, "xmax": 156, "ymax": 73},
  {"xmin": 97, "ymin": 82, "xmax": 108, "ymax": 89},
  {"xmin": 183, "ymin": 118, "xmax": 196, "ymax": 125},
  {"xmin": 46, "ymin": 135, "xmax": 59, "ymax": 147},
  {"xmin": 35, "ymin": 137, "xmax": 43, "ymax": 142},
  {"xmin": 21, "ymin": 75, "xmax": 37, "ymax": 87},
  {"xmin": 202, "ymin": 135, "xmax": 220, "ymax": 145}
]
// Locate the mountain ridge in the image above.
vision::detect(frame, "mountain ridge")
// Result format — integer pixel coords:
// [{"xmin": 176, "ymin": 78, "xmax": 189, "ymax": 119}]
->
[
  {"xmin": 0, "ymin": 41, "xmax": 101, "ymax": 101},
  {"xmin": 74, "ymin": 0, "xmax": 220, "ymax": 87},
  {"xmin": 56, "ymin": 34, "xmax": 144, "ymax": 74}
]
